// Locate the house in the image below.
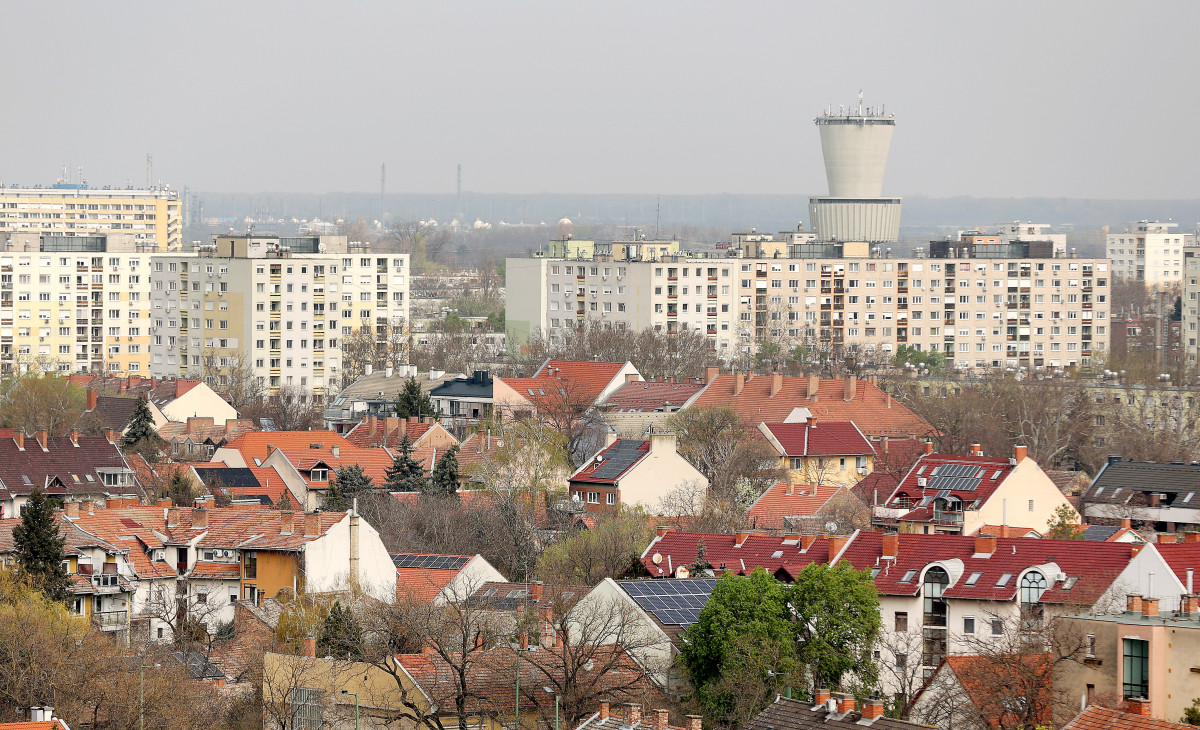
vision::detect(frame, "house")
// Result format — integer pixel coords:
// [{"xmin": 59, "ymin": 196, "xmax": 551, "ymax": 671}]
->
[
  {"xmin": 682, "ymin": 372, "xmax": 933, "ymax": 440},
  {"xmin": 1080, "ymin": 457, "xmax": 1200, "ymax": 532},
  {"xmin": 907, "ymin": 654, "xmax": 1052, "ymax": 730},
  {"xmin": 0, "ymin": 430, "xmax": 138, "ymax": 518},
  {"xmin": 0, "ymin": 707, "xmax": 72, "ymax": 728},
  {"xmin": 1081, "ymin": 520, "xmax": 1148, "ymax": 543},
  {"xmin": 742, "ymin": 694, "xmax": 919, "ymax": 730},
  {"xmin": 322, "ymin": 365, "xmax": 459, "ymax": 432},
  {"xmin": 343, "ymin": 415, "xmax": 457, "ymax": 451},
  {"xmin": 428, "ymin": 370, "xmax": 496, "ymax": 426},
  {"xmin": 75, "ymin": 376, "xmax": 238, "ymax": 430},
  {"xmin": 576, "ymin": 701, "xmax": 703, "ymax": 730},
  {"xmin": 1154, "ymin": 535, "xmax": 1200, "ymax": 594},
  {"xmin": 493, "ymin": 360, "xmax": 639, "ymax": 423},
  {"xmin": 1055, "ymin": 596, "xmax": 1200, "ymax": 724},
  {"xmin": 757, "ymin": 417, "xmax": 876, "ymax": 487},
  {"xmin": 599, "ymin": 377, "xmax": 706, "ymax": 437},
  {"xmin": 393, "ymin": 553, "xmax": 507, "ymax": 604},
  {"xmin": 568, "ymin": 433, "xmax": 708, "ymax": 514},
  {"xmin": 1061, "ymin": 703, "xmax": 1195, "ymax": 730},
  {"xmin": 188, "ymin": 464, "xmax": 302, "ymax": 507},
  {"xmin": 638, "ymin": 530, "xmax": 842, "ymax": 579},
  {"xmin": 156, "ymin": 417, "xmax": 256, "ymax": 461},
  {"xmin": 876, "ymin": 444, "xmax": 1079, "ymax": 536},
  {"xmin": 531, "ymin": 359, "xmax": 640, "ymax": 405},
  {"xmin": 743, "ymin": 482, "xmax": 867, "ymax": 532}
]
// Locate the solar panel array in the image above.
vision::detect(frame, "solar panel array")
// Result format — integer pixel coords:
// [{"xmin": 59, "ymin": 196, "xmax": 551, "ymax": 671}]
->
[
  {"xmin": 392, "ymin": 554, "xmax": 471, "ymax": 570},
  {"xmin": 585, "ymin": 440, "xmax": 647, "ymax": 481},
  {"xmin": 621, "ymin": 579, "xmax": 716, "ymax": 626},
  {"xmin": 927, "ymin": 463, "xmax": 983, "ymax": 492}
]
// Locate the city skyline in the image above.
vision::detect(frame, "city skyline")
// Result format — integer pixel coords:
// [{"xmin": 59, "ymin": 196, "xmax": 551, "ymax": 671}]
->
[{"xmin": 3, "ymin": 2, "xmax": 1199, "ymax": 199}]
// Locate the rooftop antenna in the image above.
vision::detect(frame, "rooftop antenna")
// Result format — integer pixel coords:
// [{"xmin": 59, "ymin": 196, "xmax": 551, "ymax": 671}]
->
[
  {"xmin": 146, "ymin": 154, "xmax": 152, "ymax": 189},
  {"xmin": 456, "ymin": 163, "xmax": 463, "ymax": 223},
  {"xmin": 857, "ymin": 89, "xmax": 863, "ymax": 114},
  {"xmin": 655, "ymin": 196, "xmax": 661, "ymax": 239},
  {"xmin": 380, "ymin": 162, "xmax": 386, "ymax": 223}
]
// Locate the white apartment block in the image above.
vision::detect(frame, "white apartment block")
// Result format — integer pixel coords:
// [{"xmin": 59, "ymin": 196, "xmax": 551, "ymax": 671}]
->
[
  {"xmin": 1184, "ymin": 250, "xmax": 1200, "ymax": 363},
  {"xmin": 509, "ymin": 252, "xmax": 1111, "ymax": 373},
  {"xmin": 147, "ymin": 235, "xmax": 408, "ymax": 396},
  {"xmin": 1106, "ymin": 221, "xmax": 1195, "ymax": 285},
  {"xmin": 0, "ymin": 185, "xmax": 182, "ymax": 251}
]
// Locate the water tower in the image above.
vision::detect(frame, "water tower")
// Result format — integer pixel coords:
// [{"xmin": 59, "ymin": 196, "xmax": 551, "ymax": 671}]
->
[{"xmin": 808, "ymin": 91, "xmax": 902, "ymax": 244}]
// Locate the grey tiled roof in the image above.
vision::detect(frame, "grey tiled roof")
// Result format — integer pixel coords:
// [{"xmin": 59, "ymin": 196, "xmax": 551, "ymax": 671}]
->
[{"xmin": 1086, "ymin": 461, "xmax": 1200, "ymax": 505}]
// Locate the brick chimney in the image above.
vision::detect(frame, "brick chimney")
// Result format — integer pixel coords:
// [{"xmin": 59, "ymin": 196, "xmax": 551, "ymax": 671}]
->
[
  {"xmin": 815, "ymin": 688, "xmax": 832, "ymax": 706},
  {"xmin": 1157, "ymin": 533, "xmax": 1177, "ymax": 544},
  {"xmin": 1121, "ymin": 518, "xmax": 1132, "ymax": 529},
  {"xmin": 305, "ymin": 511, "xmax": 320, "ymax": 536},
  {"xmin": 599, "ymin": 701, "xmax": 611, "ymax": 721},
  {"xmin": 652, "ymin": 709, "xmax": 669, "ymax": 730},
  {"xmin": 624, "ymin": 703, "xmax": 642, "ymax": 726},
  {"xmin": 923, "ymin": 441, "xmax": 934, "ymax": 455},
  {"xmin": 880, "ymin": 435, "xmax": 889, "ymax": 453},
  {"xmin": 625, "ymin": 373, "xmax": 639, "ymax": 383},
  {"xmin": 167, "ymin": 507, "xmax": 180, "ymax": 527},
  {"xmin": 1142, "ymin": 597, "xmax": 1160, "ymax": 616},
  {"xmin": 974, "ymin": 535, "xmax": 997, "ymax": 557},
  {"xmin": 1014, "ymin": 445, "xmax": 1028, "ymax": 463},
  {"xmin": 81, "ymin": 499, "xmax": 93, "ymax": 515},
  {"xmin": 185, "ymin": 416, "xmax": 213, "ymax": 435},
  {"xmin": 655, "ymin": 525, "xmax": 673, "ymax": 538},
  {"xmin": 687, "ymin": 716, "xmax": 702, "ymax": 730},
  {"xmin": 705, "ymin": 366, "xmax": 719, "ymax": 384},
  {"xmin": 280, "ymin": 510, "xmax": 294, "ymax": 535},
  {"xmin": 1127, "ymin": 698, "xmax": 1152, "ymax": 716},
  {"xmin": 104, "ymin": 429, "xmax": 115, "ymax": 444},
  {"xmin": 882, "ymin": 534, "xmax": 899, "ymax": 559},
  {"xmin": 785, "ymin": 482, "xmax": 795, "ymax": 496},
  {"xmin": 844, "ymin": 375, "xmax": 857, "ymax": 401},
  {"xmin": 970, "ymin": 443, "xmax": 982, "ymax": 456},
  {"xmin": 807, "ymin": 373, "xmax": 819, "ymax": 397},
  {"xmin": 770, "ymin": 373, "xmax": 783, "ymax": 398},
  {"xmin": 529, "ymin": 581, "xmax": 544, "ymax": 600},
  {"xmin": 1184, "ymin": 594, "xmax": 1200, "ymax": 614},
  {"xmin": 800, "ymin": 535, "xmax": 817, "ymax": 551},
  {"xmin": 828, "ymin": 536, "xmax": 849, "ymax": 562},
  {"xmin": 156, "ymin": 499, "xmax": 171, "ymax": 508},
  {"xmin": 734, "ymin": 373, "xmax": 745, "ymax": 395},
  {"xmin": 885, "ymin": 391, "xmax": 892, "ymax": 409},
  {"xmin": 13, "ymin": 432, "xmax": 23, "ymax": 450},
  {"xmin": 835, "ymin": 695, "xmax": 856, "ymax": 714},
  {"xmin": 861, "ymin": 698, "xmax": 884, "ymax": 720},
  {"xmin": 68, "ymin": 429, "xmax": 79, "ymax": 446},
  {"xmin": 1186, "ymin": 532, "xmax": 1200, "ymax": 543},
  {"xmin": 64, "ymin": 502, "xmax": 79, "ymax": 518},
  {"xmin": 86, "ymin": 389, "xmax": 98, "ymax": 411},
  {"xmin": 1127, "ymin": 594, "xmax": 1143, "ymax": 613},
  {"xmin": 34, "ymin": 430, "xmax": 48, "ymax": 451},
  {"xmin": 303, "ymin": 637, "xmax": 317, "ymax": 658},
  {"xmin": 192, "ymin": 507, "xmax": 208, "ymax": 530}
]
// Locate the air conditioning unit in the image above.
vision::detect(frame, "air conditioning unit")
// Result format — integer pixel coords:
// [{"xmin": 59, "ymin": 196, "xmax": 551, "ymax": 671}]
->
[
  {"xmin": 917, "ymin": 477, "xmax": 928, "ymax": 487},
  {"xmin": 857, "ymin": 467, "xmax": 868, "ymax": 475}
]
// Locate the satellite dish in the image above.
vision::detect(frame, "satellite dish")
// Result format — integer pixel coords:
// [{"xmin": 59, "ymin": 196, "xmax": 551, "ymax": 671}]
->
[
  {"xmin": 652, "ymin": 553, "xmax": 662, "ymax": 565},
  {"xmin": 825, "ymin": 520, "xmax": 839, "ymax": 533}
]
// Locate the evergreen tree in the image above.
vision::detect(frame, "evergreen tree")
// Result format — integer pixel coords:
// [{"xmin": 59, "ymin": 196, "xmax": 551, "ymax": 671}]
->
[
  {"xmin": 394, "ymin": 376, "xmax": 438, "ymax": 420},
  {"xmin": 317, "ymin": 601, "xmax": 364, "ymax": 660},
  {"xmin": 384, "ymin": 433, "xmax": 428, "ymax": 492},
  {"xmin": 323, "ymin": 479, "xmax": 348, "ymax": 511},
  {"xmin": 330, "ymin": 464, "xmax": 373, "ymax": 507},
  {"xmin": 166, "ymin": 468, "xmax": 197, "ymax": 507},
  {"xmin": 276, "ymin": 490, "xmax": 295, "ymax": 511},
  {"xmin": 13, "ymin": 487, "xmax": 71, "ymax": 604},
  {"xmin": 122, "ymin": 395, "xmax": 161, "ymax": 447},
  {"xmin": 427, "ymin": 444, "xmax": 461, "ymax": 498}
]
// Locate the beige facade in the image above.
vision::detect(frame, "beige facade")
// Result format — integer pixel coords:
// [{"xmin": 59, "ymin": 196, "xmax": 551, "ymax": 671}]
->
[
  {"xmin": 1107, "ymin": 221, "xmax": 1196, "ymax": 285},
  {"xmin": 0, "ymin": 186, "xmax": 182, "ymax": 251},
  {"xmin": 148, "ymin": 236, "xmax": 409, "ymax": 396}
]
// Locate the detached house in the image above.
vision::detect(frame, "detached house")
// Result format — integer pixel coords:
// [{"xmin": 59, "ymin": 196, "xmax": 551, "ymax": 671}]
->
[
  {"xmin": 876, "ymin": 444, "xmax": 1079, "ymax": 535},
  {"xmin": 569, "ymin": 433, "xmax": 708, "ymax": 514},
  {"xmin": 757, "ymin": 417, "xmax": 876, "ymax": 487},
  {"xmin": 1081, "ymin": 458, "xmax": 1200, "ymax": 532},
  {"xmin": 0, "ymin": 430, "xmax": 138, "ymax": 517}
]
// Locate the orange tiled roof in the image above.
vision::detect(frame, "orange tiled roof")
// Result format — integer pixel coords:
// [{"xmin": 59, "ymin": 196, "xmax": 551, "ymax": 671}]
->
[
  {"xmin": 687, "ymin": 374, "xmax": 933, "ymax": 439},
  {"xmin": 533, "ymin": 359, "xmax": 629, "ymax": 403},
  {"xmin": 744, "ymin": 482, "xmax": 843, "ymax": 530},
  {"xmin": 1063, "ymin": 705, "xmax": 1193, "ymax": 729},
  {"xmin": 219, "ymin": 430, "xmax": 354, "ymax": 462},
  {"xmin": 0, "ymin": 721, "xmax": 71, "ymax": 729},
  {"xmin": 191, "ymin": 561, "xmax": 242, "ymax": 579},
  {"xmin": 396, "ymin": 567, "xmax": 464, "ymax": 603},
  {"xmin": 344, "ymin": 419, "xmax": 436, "ymax": 449},
  {"xmin": 455, "ymin": 432, "xmax": 506, "ymax": 474}
]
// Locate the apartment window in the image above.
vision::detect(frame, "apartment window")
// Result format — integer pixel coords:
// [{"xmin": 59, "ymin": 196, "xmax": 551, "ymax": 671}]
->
[
  {"xmin": 1122, "ymin": 638, "xmax": 1149, "ymax": 699},
  {"xmin": 606, "ymin": 493, "xmax": 616, "ymax": 505},
  {"xmin": 895, "ymin": 611, "xmax": 908, "ymax": 632},
  {"xmin": 962, "ymin": 616, "xmax": 975, "ymax": 635},
  {"xmin": 288, "ymin": 688, "xmax": 325, "ymax": 730},
  {"xmin": 991, "ymin": 618, "xmax": 1004, "ymax": 636},
  {"xmin": 243, "ymin": 551, "xmax": 257, "ymax": 579}
]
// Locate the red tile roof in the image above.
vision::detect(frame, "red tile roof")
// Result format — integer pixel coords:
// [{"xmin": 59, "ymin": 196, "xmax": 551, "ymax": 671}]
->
[
  {"xmin": 884, "ymin": 453, "xmax": 1019, "ymax": 517},
  {"xmin": 0, "ymin": 720, "xmax": 71, "ymax": 729},
  {"xmin": 344, "ymin": 419, "xmax": 436, "ymax": 449},
  {"xmin": 219, "ymin": 430, "xmax": 394, "ymax": 488},
  {"xmin": 686, "ymin": 374, "xmax": 932, "ymax": 438},
  {"xmin": 534, "ymin": 359, "xmax": 629, "ymax": 403},
  {"xmin": 218, "ymin": 430, "xmax": 354, "ymax": 463},
  {"xmin": 744, "ymin": 483, "xmax": 844, "ymax": 530},
  {"xmin": 191, "ymin": 561, "xmax": 243, "ymax": 579},
  {"xmin": 1063, "ymin": 705, "xmax": 1193, "ymax": 729},
  {"xmin": 640, "ymin": 531, "xmax": 837, "ymax": 577},
  {"xmin": 569, "ymin": 439, "xmax": 650, "ymax": 485},
  {"xmin": 455, "ymin": 433, "xmax": 507, "ymax": 475},
  {"xmin": 1155, "ymin": 542, "xmax": 1200, "ymax": 587},
  {"xmin": 604, "ymin": 380, "xmax": 705, "ymax": 412},
  {"xmin": 936, "ymin": 654, "xmax": 1052, "ymax": 729},
  {"xmin": 759, "ymin": 420, "xmax": 875, "ymax": 457},
  {"xmin": 0, "ymin": 434, "xmax": 129, "ymax": 501},
  {"xmin": 396, "ymin": 567, "xmax": 465, "ymax": 603}
]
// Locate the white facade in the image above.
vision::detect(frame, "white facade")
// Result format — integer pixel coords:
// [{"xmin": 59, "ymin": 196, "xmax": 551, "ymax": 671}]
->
[{"xmin": 1106, "ymin": 221, "xmax": 1196, "ymax": 284}]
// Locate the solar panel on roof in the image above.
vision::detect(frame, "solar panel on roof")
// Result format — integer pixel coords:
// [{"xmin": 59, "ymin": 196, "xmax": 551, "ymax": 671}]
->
[
  {"xmin": 392, "ymin": 554, "xmax": 471, "ymax": 570},
  {"xmin": 619, "ymin": 579, "xmax": 716, "ymax": 626}
]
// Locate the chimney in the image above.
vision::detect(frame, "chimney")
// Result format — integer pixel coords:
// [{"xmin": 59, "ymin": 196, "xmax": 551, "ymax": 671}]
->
[
  {"xmin": 624, "ymin": 704, "xmax": 642, "ymax": 726},
  {"xmin": 104, "ymin": 429, "xmax": 115, "ymax": 444},
  {"xmin": 331, "ymin": 445, "xmax": 340, "ymax": 458},
  {"xmin": 156, "ymin": 499, "xmax": 170, "ymax": 508},
  {"xmin": 687, "ymin": 716, "xmax": 702, "ymax": 730},
  {"xmin": 828, "ymin": 536, "xmax": 849, "ymax": 562},
  {"xmin": 13, "ymin": 432, "xmax": 23, "ymax": 450},
  {"xmin": 861, "ymin": 698, "xmax": 884, "ymax": 720},
  {"xmin": 1184, "ymin": 594, "xmax": 1199, "ymax": 614},
  {"xmin": 653, "ymin": 709, "xmax": 669, "ymax": 730},
  {"xmin": 785, "ymin": 482, "xmax": 795, "ymax": 496},
  {"xmin": 770, "ymin": 373, "xmax": 783, "ymax": 398},
  {"xmin": 734, "ymin": 373, "xmax": 745, "ymax": 395},
  {"xmin": 368, "ymin": 415, "xmax": 378, "ymax": 437},
  {"xmin": 167, "ymin": 507, "xmax": 180, "ymax": 528},
  {"xmin": 185, "ymin": 416, "xmax": 213, "ymax": 435},
  {"xmin": 1127, "ymin": 594, "xmax": 1143, "ymax": 613},
  {"xmin": 625, "ymin": 373, "xmax": 639, "ymax": 383},
  {"xmin": 885, "ymin": 391, "xmax": 892, "ymax": 409},
  {"xmin": 280, "ymin": 510, "xmax": 294, "ymax": 535},
  {"xmin": 81, "ymin": 499, "xmax": 93, "ymax": 515},
  {"xmin": 1186, "ymin": 532, "xmax": 1200, "ymax": 543},
  {"xmin": 1127, "ymin": 698, "xmax": 1152, "ymax": 717},
  {"xmin": 1121, "ymin": 518, "xmax": 1132, "ymax": 529},
  {"xmin": 705, "ymin": 366, "xmax": 719, "ymax": 384},
  {"xmin": 836, "ymin": 695, "xmax": 856, "ymax": 714},
  {"xmin": 303, "ymin": 637, "xmax": 317, "ymax": 658},
  {"xmin": 800, "ymin": 535, "xmax": 817, "ymax": 551},
  {"xmin": 1014, "ymin": 445, "xmax": 1028, "ymax": 463},
  {"xmin": 808, "ymin": 415, "xmax": 818, "ymax": 429},
  {"xmin": 305, "ymin": 511, "xmax": 320, "ymax": 536},
  {"xmin": 923, "ymin": 441, "xmax": 934, "ymax": 455},
  {"xmin": 974, "ymin": 535, "xmax": 997, "ymax": 557},
  {"xmin": 882, "ymin": 534, "xmax": 899, "ymax": 559},
  {"xmin": 192, "ymin": 507, "xmax": 208, "ymax": 530},
  {"xmin": 655, "ymin": 525, "xmax": 673, "ymax": 538},
  {"xmin": 86, "ymin": 389, "xmax": 98, "ymax": 411},
  {"xmin": 815, "ymin": 688, "xmax": 832, "ymax": 706},
  {"xmin": 529, "ymin": 581, "xmax": 544, "ymax": 600},
  {"xmin": 970, "ymin": 443, "xmax": 981, "ymax": 456},
  {"xmin": 1142, "ymin": 597, "xmax": 1160, "ymax": 616},
  {"xmin": 34, "ymin": 430, "xmax": 48, "ymax": 451},
  {"xmin": 364, "ymin": 363, "xmax": 373, "ymax": 376},
  {"xmin": 1157, "ymin": 533, "xmax": 1177, "ymax": 544},
  {"xmin": 68, "ymin": 429, "xmax": 79, "ymax": 446},
  {"xmin": 599, "ymin": 701, "xmax": 611, "ymax": 721},
  {"xmin": 64, "ymin": 502, "xmax": 79, "ymax": 518},
  {"xmin": 880, "ymin": 435, "xmax": 889, "ymax": 453}
]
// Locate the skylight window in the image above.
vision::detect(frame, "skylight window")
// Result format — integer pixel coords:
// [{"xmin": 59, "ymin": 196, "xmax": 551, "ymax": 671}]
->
[
  {"xmin": 1186, "ymin": 492, "xmax": 1196, "ymax": 504},
  {"xmin": 901, "ymin": 569, "xmax": 917, "ymax": 583},
  {"xmin": 1093, "ymin": 487, "xmax": 1104, "ymax": 497},
  {"xmin": 991, "ymin": 470, "xmax": 1002, "ymax": 480},
  {"xmin": 871, "ymin": 568, "xmax": 881, "ymax": 579},
  {"xmin": 917, "ymin": 466, "xmax": 927, "ymax": 475},
  {"xmin": 771, "ymin": 550, "xmax": 784, "ymax": 559},
  {"xmin": 995, "ymin": 573, "xmax": 1013, "ymax": 587},
  {"xmin": 1062, "ymin": 577, "xmax": 1078, "ymax": 590},
  {"xmin": 965, "ymin": 572, "xmax": 983, "ymax": 586}
]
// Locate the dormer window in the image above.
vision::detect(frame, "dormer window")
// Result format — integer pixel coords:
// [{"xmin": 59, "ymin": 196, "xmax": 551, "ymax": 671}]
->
[{"xmin": 311, "ymin": 469, "xmax": 328, "ymax": 481}]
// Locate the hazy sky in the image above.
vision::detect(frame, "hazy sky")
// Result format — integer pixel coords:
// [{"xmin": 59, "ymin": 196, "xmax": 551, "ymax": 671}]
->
[{"xmin": 4, "ymin": 2, "xmax": 1198, "ymax": 199}]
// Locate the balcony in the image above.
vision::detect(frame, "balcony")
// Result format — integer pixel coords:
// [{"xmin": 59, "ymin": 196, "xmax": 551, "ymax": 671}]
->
[
  {"xmin": 932, "ymin": 510, "xmax": 964, "ymax": 525},
  {"xmin": 92, "ymin": 610, "xmax": 127, "ymax": 631}
]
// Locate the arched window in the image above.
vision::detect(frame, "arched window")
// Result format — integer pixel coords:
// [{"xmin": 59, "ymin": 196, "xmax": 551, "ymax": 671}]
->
[{"xmin": 1020, "ymin": 571, "xmax": 1047, "ymax": 604}]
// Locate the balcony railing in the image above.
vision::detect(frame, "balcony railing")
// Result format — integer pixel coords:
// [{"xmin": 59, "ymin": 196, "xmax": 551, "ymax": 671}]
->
[{"xmin": 92, "ymin": 610, "xmax": 127, "ymax": 631}]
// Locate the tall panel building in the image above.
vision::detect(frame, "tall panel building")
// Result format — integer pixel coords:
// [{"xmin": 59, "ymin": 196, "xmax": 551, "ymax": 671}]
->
[
  {"xmin": 808, "ymin": 93, "xmax": 901, "ymax": 243},
  {"xmin": 0, "ymin": 185, "xmax": 182, "ymax": 251},
  {"xmin": 1106, "ymin": 221, "xmax": 1196, "ymax": 285}
]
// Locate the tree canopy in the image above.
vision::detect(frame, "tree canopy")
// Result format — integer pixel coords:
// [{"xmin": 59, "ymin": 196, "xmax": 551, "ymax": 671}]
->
[
  {"xmin": 317, "ymin": 600, "xmax": 365, "ymax": 660},
  {"xmin": 394, "ymin": 377, "xmax": 438, "ymax": 420},
  {"xmin": 331, "ymin": 464, "xmax": 373, "ymax": 508},
  {"xmin": 122, "ymin": 394, "xmax": 161, "ymax": 447},
  {"xmin": 789, "ymin": 561, "xmax": 881, "ymax": 690},
  {"xmin": 384, "ymin": 433, "xmax": 428, "ymax": 493},
  {"xmin": 427, "ymin": 444, "xmax": 461, "ymax": 498},
  {"xmin": 13, "ymin": 487, "xmax": 71, "ymax": 604}
]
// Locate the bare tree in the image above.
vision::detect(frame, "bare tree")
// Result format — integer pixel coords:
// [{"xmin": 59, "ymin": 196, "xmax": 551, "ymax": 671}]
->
[
  {"xmin": 241, "ymin": 385, "xmax": 324, "ymax": 431},
  {"xmin": 0, "ymin": 374, "xmax": 87, "ymax": 435},
  {"xmin": 192, "ymin": 352, "xmax": 265, "ymax": 410}
]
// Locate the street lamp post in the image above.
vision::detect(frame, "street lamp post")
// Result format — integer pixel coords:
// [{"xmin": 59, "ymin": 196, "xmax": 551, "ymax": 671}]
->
[
  {"xmin": 341, "ymin": 690, "xmax": 360, "ymax": 730},
  {"xmin": 139, "ymin": 662, "xmax": 161, "ymax": 730}
]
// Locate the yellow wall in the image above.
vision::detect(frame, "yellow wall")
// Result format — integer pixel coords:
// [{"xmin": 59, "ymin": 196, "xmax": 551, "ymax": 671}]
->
[{"xmin": 245, "ymin": 551, "xmax": 302, "ymax": 600}]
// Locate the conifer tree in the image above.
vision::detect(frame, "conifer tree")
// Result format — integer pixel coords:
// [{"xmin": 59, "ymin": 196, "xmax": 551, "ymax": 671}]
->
[
  {"xmin": 427, "ymin": 444, "xmax": 461, "ymax": 498},
  {"xmin": 13, "ymin": 486, "xmax": 71, "ymax": 604},
  {"xmin": 323, "ymin": 479, "xmax": 348, "ymax": 511},
  {"xmin": 317, "ymin": 601, "xmax": 364, "ymax": 660},
  {"xmin": 384, "ymin": 433, "xmax": 428, "ymax": 492},
  {"xmin": 329, "ymin": 464, "xmax": 372, "ymax": 510},
  {"xmin": 394, "ymin": 376, "xmax": 438, "ymax": 420},
  {"xmin": 122, "ymin": 394, "xmax": 160, "ymax": 447}
]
